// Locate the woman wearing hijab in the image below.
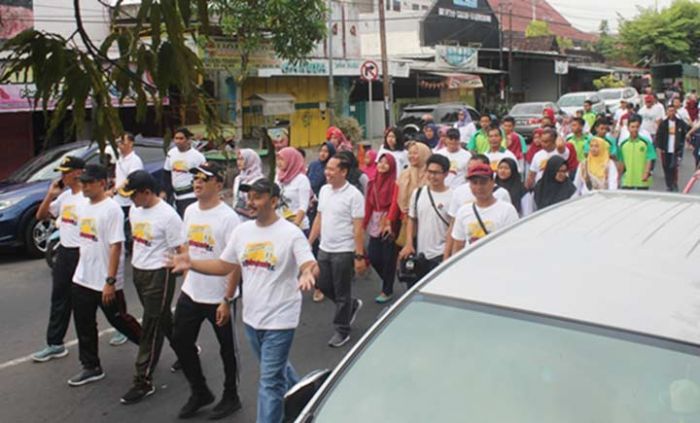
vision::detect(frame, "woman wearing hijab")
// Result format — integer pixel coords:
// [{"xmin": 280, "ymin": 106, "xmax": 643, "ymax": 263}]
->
[
  {"xmin": 419, "ymin": 123, "xmax": 440, "ymax": 149},
  {"xmin": 573, "ymin": 137, "xmax": 619, "ymax": 196},
  {"xmin": 376, "ymin": 127, "xmax": 408, "ymax": 176},
  {"xmin": 454, "ymin": 107, "xmax": 476, "ymax": 145},
  {"xmin": 365, "ymin": 154, "xmax": 399, "ymax": 304},
  {"xmin": 232, "ymin": 148, "xmax": 265, "ymax": 219},
  {"xmin": 495, "ymin": 158, "xmax": 530, "ymax": 216},
  {"xmin": 307, "ymin": 142, "xmax": 336, "ymax": 197},
  {"xmin": 388, "ymin": 141, "xmax": 432, "ymax": 247},
  {"xmin": 275, "ymin": 147, "xmax": 313, "ymax": 232},
  {"xmin": 362, "ymin": 149, "xmax": 378, "ymax": 181},
  {"xmin": 326, "ymin": 126, "xmax": 353, "ymax": 152},
  {"xmin": 533, "ymin": 155, "xmax": 576, "ymax": 210}
]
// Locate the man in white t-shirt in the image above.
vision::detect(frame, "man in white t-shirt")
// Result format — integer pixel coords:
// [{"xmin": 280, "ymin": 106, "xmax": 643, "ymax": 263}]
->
[
  {"xmin": 68, "ymin": 165, "xmax": 142, "ymax": 387},
  {"xmin": 484, "ymin": 125, "xmax": 518, "ymax": 173},
  {"xmin": 399, "ymin": 154, "xmax": 453, "ymax": 287},
  {"xmin": 170, "ymin": 161, "xmax": 243, "ymax": 419},
  {"xmin": 435, "ymin": 128, "xmax": 471, "ymax": 189},
  {"xmin": 163, "ymin": 128, "xmax": 206, "ymax": 217},
  {"xmin": 308, "ymin": 156, "xmax": 367, "ymax": 348},
  {"xmin": 111, "ymin": 133, "xmax": 144, "ymax": 256},
  {"xmin": 443, "ymin": 155, "xmax": 511, "ymax": 259},
  {"xmin": 639, "ymin": 95, "xmax": 665, "ymax": 142},
  {"xmin": 116, "ymin": 170, "xmax": 185, "ymax": 404},
  {"xmin": 451, "ymin": 163, "xmax": 519, "ymax": 254},
  {"xmin": 32, "ymin": 156, "xmax": 87, "ymax": 362},
  {"xmin": 169, "ymin": 178, "xmax": 318, "ymax": 423},
  {"xmin": 525, "ymin": 127, "xmax": 570, "ymax": 189}
]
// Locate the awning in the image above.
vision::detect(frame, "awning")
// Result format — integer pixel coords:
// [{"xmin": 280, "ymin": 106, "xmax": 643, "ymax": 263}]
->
[
  {"xmin": 424, "ymin": 72, "xmax": 484, "ymax": 89},
  {"xmin": 409, "ymin": 60, "xmax": 505, "ymax": 75},
  {"xmin": 568, "ymin": 63, "xmax": 615, "ymax": 74},
  {"xmin": 248, "ymin": 94, "xmax": 296, "ymax": 116}
]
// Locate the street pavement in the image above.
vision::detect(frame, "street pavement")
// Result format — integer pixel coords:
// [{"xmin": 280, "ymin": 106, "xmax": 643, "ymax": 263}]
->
[{"xmin": 0, "ymin": 153, "xmax": 696, "ymax": 422}]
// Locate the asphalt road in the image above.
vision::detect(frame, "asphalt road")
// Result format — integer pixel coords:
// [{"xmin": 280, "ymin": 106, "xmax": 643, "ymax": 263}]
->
[{"xmin": 0, "ymin": 155, "xmax": 696, "ymax": 423}]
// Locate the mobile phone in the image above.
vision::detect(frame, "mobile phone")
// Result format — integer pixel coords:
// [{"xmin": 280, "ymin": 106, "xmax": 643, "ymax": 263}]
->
[{"xmin": 56, "ymin": 179, "xmax": 64, "ymax": 189}]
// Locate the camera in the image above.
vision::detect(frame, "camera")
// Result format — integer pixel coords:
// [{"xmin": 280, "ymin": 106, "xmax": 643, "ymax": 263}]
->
[{"xmin": 398, "ymin": 254, "xmax": 419, "ymax": 284}]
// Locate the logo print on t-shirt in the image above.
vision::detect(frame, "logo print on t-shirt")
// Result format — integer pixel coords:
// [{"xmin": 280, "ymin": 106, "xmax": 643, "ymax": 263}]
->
[
  {"xmin": 79, "ymin": 218, "xmax": 98, "ymax": 242},
  {"xmin": 187, "ymin": 224, "xmax": 215, "ymax": 252},
  {"xmin": 467, "ymin": 220, "xmax": 494, "ymax": 244},
  {"xmin": 61, "ymin": 205, "xmax": 78, "ymax": 226},
  {"xmin": 132, "ymin": 222, "xmax": 153, "ymax": 247},
  {"xmin": 172, "ymin": 160, "xmax": 189, "ymax": 174},
  {"xmin": 242, "ymin": 242, "xmax": 277, "ymax": 271}
]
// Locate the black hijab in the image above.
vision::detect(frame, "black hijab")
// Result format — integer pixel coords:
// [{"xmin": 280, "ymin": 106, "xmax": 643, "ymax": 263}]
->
[
  {"xmin": 533, "ymin": 155, "xmax": 576, "ymax": 210},
  {"xmin": 495, "ymin": 158, "xmax": 526, "ymax": 214}
]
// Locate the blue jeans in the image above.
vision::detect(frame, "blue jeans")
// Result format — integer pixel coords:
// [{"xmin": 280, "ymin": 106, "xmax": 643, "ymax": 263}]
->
[{"xmin": 244, "ymin": 325, "xmax": 299, "ymax": 423}]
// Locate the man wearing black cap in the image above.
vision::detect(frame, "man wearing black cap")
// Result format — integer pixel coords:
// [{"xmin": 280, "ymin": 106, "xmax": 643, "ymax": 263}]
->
[
  {"xmin": 163, "ymin": 128, "xmax": 206, "ymax": 217},
  {"xmin": 32, "ymin": 156, "xmax": 87, "ymax": 362},
  {"xmin": 68, "ymin": 164, "xmax": 142, "ymax": 387},
  {"xmin": 118, "ymin": 170, "xmax": 185, "ymax": 404},
  {"xmin": 168, "ymin": 178, "xmax": 318, "ymax": 423},
  {"xmin": 171, "ymin": 162, "xmax": 243, "ymax": 419}
]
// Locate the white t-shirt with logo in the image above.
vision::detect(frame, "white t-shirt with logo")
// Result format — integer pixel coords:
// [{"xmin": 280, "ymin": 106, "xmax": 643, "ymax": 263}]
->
[
  {"xmin": 485, "ymin": 149, "xmax": 519, "ymax": 173},
  {"xmin": 220, "ymin": 218, "xmax": 315, "ymax": 330},
  {"xmin": 452, "ymin": 200, "xmax": 519, "ymax": 245},
  {"xmin": 114, "ymin": 151, "xmax": 144, "ymax": 207},
  {"xmin": 49, "ymin": 189, "xmax": 88, "ymax": 248},
  {"xmin": 435, "ymin": 148, "xmax": 472, "ymax": 189},
  {"xmin": 129, "ymin": 200, "xmax": 185, "ymax": 270},
  {"xmin": 182, "ymin": 202, "xmax": 241, "ymax": 304},
  {"xmin": 317, "ymin": 182, "xmax": 365, "ymax": 253},
  {"xmin": 277, "ymin": 174, "xmax": 312, "ymax": 230},
  {"xmin": 73, "ymin": 198, "xmax": 126, "ymax": 291},
  {"xmin": 447, "ymin": 183, "xmax": 512, "ymax": 218},
  {"xmin": 408, "ymin": 186, "xmax": 453, "ymax": 260},
  {"xmin": 164, "ymin": 147, "xmax": 206, "ymax": 200},
  {"xmin": 528, "ymin": 149, "xmax": 570, "ymax": 182}
]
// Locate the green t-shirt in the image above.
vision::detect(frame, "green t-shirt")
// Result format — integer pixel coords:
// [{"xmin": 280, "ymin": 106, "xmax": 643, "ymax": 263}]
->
[
  {"xmin": 467, "ymin": 130, "xmax": 490, "ymax": 154},
  {"xmin": 583, "ymin": 112, "xmax": 597, "ymax": 130},
  {"xmin": 618, "ymin": 136, "xmax": 657, "ymax": 188},
  {"xmin": 566, "ymin": 133, "xmax": 592, "ymax": 162}
]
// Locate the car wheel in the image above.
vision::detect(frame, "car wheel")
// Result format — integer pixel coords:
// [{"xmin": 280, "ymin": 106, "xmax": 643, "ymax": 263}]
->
[
  {"xmin": 24, "ymin": 215, "xmax": 54, "ymax": 258},
  {"xmin": 45, "ymin": 236, "xmax": 60, "ymax": 269}
]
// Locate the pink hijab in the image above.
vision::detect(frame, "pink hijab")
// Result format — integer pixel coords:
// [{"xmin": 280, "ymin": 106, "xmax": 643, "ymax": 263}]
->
[
  {"xmin": 276, "ymin": 147, "xmax": 306, "ymax": 184},
  {"xmin": 326, "ymin": 126, "xmax": 353, "ymax": 152},
  {"xmin": 363, "ymin": 149, "xmax": 378, "ymax": 181}
]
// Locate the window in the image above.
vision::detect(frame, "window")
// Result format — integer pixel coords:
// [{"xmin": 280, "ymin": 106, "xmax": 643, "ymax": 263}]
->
[
  {"xmin": 134, "ymin": 145, "xmax": 166, "ymax": 163},
  {"xmin": 412, "ymin": 3, "xmax": 420, "ymax": 10},
  {"xmin": 393, "ymin": 0, "xmax": 401, "ymax": 11}
]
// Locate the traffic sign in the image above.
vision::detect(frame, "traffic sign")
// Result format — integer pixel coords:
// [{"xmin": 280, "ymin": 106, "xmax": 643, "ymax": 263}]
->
[{"xmin": 360, "ymin": 60, "xmax": 379, "ymax": 81}]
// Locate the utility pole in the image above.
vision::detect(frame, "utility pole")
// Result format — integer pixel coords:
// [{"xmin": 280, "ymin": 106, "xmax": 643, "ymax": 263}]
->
[
  {"xmin": 508, "ymin": 3, "xmax": 513, "ymax": 107},
  {"xmin": 378, "ymin": 0, "xmax": 391, "ymax": 129},
  {"xmin": 327, "ymin": 0, "xmax": 335, "ymax": 125},
  {"xmin": 498, "ymin": 3, "xmax": 505, "ymax": 100}
]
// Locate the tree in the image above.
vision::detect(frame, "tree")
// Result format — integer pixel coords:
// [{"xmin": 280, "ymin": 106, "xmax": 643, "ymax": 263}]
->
[
  {"xmin": 525, "ymin": 20, "xmax": 553, "ymax": 38},
  {"xmin": 593, "ymin": 74, "xmax": 626, "ymax": 90},
  {"xmin": 556, "ymin": 36, "xmax": 574, "ymax": 51},
  {"xmin": 594, "ymin": 20, "xmax": 622, "ymax": 62}
]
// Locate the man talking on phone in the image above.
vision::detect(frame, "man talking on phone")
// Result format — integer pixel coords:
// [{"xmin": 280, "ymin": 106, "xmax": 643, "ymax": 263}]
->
[{"xmin": 32, "ymin": 156, "xmax": 87, "ymax": 362}]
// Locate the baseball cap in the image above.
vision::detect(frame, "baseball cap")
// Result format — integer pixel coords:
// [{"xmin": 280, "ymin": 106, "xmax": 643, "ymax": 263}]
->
[
  {"xmin": 79, "ymin": 164, "xmax": 109, "ymax": 182},
  {"xmin": 239, "ymin": 178, "xmax": 281, "ymax": 197},
  {"xmin": 119, "ymin": 170, "xmax": 158, "ymax": 197},
  {"xmin": 189, "ymin": 161, "xmax": 225, "ymax": 181},
  {"xmin": 55, "ymin": 156, "xmax": 85, "ymax": 172},
  {"xmin": 467, "ymin": 163, "xmax": 494, "ymax": 180}
]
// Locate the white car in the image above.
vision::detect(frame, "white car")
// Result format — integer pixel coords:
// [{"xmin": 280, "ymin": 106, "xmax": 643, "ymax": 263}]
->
[
  {"xmin": 557, "ymin": 91, "xmax": 606, "ymax": 116},
  {"xmin": 286, "ymin": 191, "xmax": 700, "ymax": 423},
  {"xmin": 598, "ymin": 87, "xmax": 641, "ymax": 113}
]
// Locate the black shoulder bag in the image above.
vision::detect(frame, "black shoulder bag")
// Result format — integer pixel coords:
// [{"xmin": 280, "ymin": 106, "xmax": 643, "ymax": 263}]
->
[{"xmin": 472, "ymin": 203, "xmax": 489, "ymax": 236}]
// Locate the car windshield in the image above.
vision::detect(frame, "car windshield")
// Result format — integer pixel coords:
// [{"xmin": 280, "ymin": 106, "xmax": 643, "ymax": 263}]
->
[
  {"xmin": 510, "ymin": 104, "xmax": 545, "ymax": 115},
  {"xmin": 311, "ymin": 296, "xmax": 700, "ymax": 423},
  {"xmin": 6, "ymin": 145, "xmax": 91, "ymax": 183},
  {"xmin": 558, "ymin": 95, "xmax": 587, "ymax": 107},
  {"xmin": 400, "ymin": 108, "xmax": 434, "ymax": 121},
  {"xmin": 600, "ymin": 90, "xmax": 623, "ymax": 100}
]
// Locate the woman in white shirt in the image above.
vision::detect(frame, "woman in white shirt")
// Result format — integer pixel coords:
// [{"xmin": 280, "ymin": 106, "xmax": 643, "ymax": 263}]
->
[
  {"xmin": 573, "ymin": 137, "xmax": 619, "ymax": 195},
  {"xmin": 275, "ymin": 147, "xmax": 312, "ymax": 232},
  {"xmin": 376, "ymin": 127, "xmax": 408, "ymax": 177},
  {"xmin": 232, "ymin": 148, "xmax": 265, "ymax": 219}
]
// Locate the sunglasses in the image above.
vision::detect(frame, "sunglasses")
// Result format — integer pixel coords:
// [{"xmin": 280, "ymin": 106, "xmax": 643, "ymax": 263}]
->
[{"xmin": 193, "ymin": 172, "xmax": 212, "ymax": 182}]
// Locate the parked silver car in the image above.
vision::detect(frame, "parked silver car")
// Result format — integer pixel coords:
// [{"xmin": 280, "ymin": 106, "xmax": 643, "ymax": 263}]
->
[
  {"xmin": 508, "ymin": 101, "xmax": 563, "ymax": 139},
  {"xmin": 557, "ymin": 91, "xmax": 606, "ymax": 116},
  {"xmin": 286, "ymin": 191, "xmax": 700, "ymax": 423},
  {"xmin": 598, "ymin": 87, "xmax": 641, "ymax": 113}
]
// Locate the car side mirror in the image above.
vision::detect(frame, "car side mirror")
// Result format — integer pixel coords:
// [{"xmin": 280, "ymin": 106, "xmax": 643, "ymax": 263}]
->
[{"xmin": 284, "ymin": 369, "xmax": 332, "ymax": 422}]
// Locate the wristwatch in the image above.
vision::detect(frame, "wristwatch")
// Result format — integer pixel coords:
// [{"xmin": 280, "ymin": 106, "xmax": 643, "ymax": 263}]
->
[
  {"xmin": 105, "ymin": 276, "xmax": 117, "ymax": 286},
  {"xmin": 223, "ymin": 296, "xmax": 235, "ymax": 305},
  {"xmin": 354, "ymin": 253, "xmax": 366, "ymax": 260}
]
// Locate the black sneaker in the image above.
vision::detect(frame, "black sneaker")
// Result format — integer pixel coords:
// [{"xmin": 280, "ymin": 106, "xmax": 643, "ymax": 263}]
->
[
  {"xmin": 178, "ymin": 389, "xmax": 215, "ymax": 419},
  {"xmin": 328, "ymin": 332, "xmax": 350, "ymax": 348},
  {"xmin": 349, "ymin": 298, "xmax": 363, "ymax": 326},
  {"xmin": 171, "ymin": 345, "xmax": 202, "ymax": 372},
  {"xmin": 120, "ymin": 381, "xmax": 156, "ymax": 404},
  {"xmin": 208, "ymin": 394, "xmax": 242, "ymax": 420},
  {"xmin": 67, "ymin": 367, "xmax": 105, "ymax": 387}
]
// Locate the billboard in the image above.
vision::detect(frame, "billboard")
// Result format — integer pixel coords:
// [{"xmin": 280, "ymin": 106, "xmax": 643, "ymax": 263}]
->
[
  {"xmin": 421, "ymin": 0, "xmax": 499, "ymax": 49},
  {"xmin": 0, "ymin": 0, "xmax": 33, "ymax": 43}
]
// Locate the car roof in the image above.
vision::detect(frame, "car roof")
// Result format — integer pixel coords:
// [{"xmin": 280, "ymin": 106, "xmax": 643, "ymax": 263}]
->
[
  {"xmin": 403, "ymin": 103, "xmax": 475, "ymax": 111},
  {"xmin": 599, "ymin": 88, "xmax": 625, "ymax": 92},
  {"xmin": 420, "ymin": 191, "xmax": 700, "ymax": 346},
  {"xmin": 560, "ymin": 91, "xmax": 597, "ymax": 97}
]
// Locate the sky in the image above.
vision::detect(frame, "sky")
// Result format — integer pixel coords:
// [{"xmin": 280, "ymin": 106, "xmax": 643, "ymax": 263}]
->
[{"xmin": 548, "ymin": 0, "xmax": 674, "ymax": 33}]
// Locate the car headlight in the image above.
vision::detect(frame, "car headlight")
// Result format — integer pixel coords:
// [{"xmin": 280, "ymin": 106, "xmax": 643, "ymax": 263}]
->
[{"xmin": 0, "ymin": 197, "xmax": 26, "ymax": 211}]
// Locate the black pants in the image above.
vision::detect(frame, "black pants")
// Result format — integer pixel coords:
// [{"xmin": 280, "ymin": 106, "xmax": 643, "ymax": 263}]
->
[
  {"xmin": 132, "ymin": 267, "xmax": 176, "ymax": 383},
  {"xmin": 661, "ymin": 152, "xmax": 681, "ymax": 191},
  {"xmin": 175, "ymin": 198, "xmax": 197, "ymax": 218},
  {"xmin": 72, "ymin": 283, "xmax": 142, "ymax": 369},
  {"xmin": 121, "ymin": 206, "xmax": 132, "ymax": 254},
  {"xmin": 367, "ymin": 236, "xmax": 397, "ymax": 296},
  {"xmin": 316, "ymin": 250, "xmax": 355, "ymax": 336},
  {"xmin": 46, "ymin": 246, "xmax": 79, "ymax": 346},
  {"xmin": 171, "ymin": 293, "xmax": 239, "ymax": 396}
]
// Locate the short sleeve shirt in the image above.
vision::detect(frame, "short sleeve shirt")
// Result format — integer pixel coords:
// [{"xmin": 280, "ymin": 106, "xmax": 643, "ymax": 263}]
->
[
  {"xmin": 129, "ymin": 200, "xmax": 185, "ymax": 270},
  {"xmin": 49, "ymin": 190, "xmax": 88, "ymax": 248}
]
